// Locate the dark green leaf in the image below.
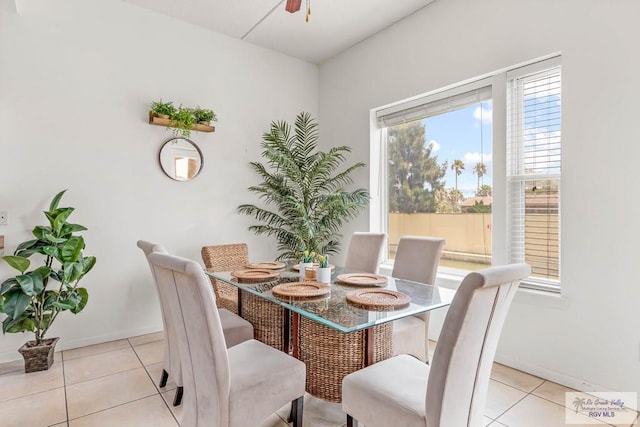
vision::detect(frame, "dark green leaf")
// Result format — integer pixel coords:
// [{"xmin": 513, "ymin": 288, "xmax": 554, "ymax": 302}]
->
[
  {"xmin": 49, "ymin": 190, "xmax": 67, "ymax": 211},
  {"xmin": 15, "ymin": 239, "xmax": 38, "ymax": 252},
  {"xmin": 3, "ymin": 315, "xmax": 35, "ymax": 334},
  {"xmin": 32, "ymin": 225, "xmax": 52, "ymax": 240},
  {"xmin": 1, "ymin": 291, "xmax": 32, "ymax": 320},
  {"xmin": 53, "ymin": 208, "xmax": 74, "ymax": 234},
  {"xmin": 60, "ymin": 236, "xmax": 84, "ymax": 262},
  {"xmin": 2, "ymin": 256, "xmax": 30, "ymax": 273},
  {"xmin": 63, "ymin": 262, "xmax": 83, "ymax": 283},
  {"xmin": 42, "ymin": 245, "xmax": 60, "ymax": 258},
  {"xmin": 60, "ymin": 223, "xmax": 87, "ymax": 237},
  {"xmin": 1, "ymin": 278, "xmax": 19, "ymax": 294},
  {"xmin": 52, "ymin": 301, "xmax": 74, "ymax": 310},
  {"xmin": 80, "ymin": 256, "xmax": 97, "ymax": 278},
  {"xmin": 72, "ymin": 288, "xmax": 89, "ymax": 314},
  {"xmin": 16, "ymin": 274, "xmax": 36, "ymax": 296}
]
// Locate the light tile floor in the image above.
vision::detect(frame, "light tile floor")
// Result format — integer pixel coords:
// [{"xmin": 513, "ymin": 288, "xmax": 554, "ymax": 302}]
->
[{"xmin": 0, "ymin": 333, "xmax": 637, "ymax": 427}]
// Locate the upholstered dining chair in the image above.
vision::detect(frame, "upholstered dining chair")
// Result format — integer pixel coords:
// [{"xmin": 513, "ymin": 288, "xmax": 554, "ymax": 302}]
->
[
  {"xmin": 201, "ymin": 243, "xmax": 248, "ymax": 314},
  {"xmin": 148, "ymin": 251, "xmax": 306, "ymax": 427},
  {"xmin": 391, "ymin": 236, "xmax": 446, "ymax": 362},
  {"xmin": 342, "ymin": 263, "xmax": 531, "ymax": 427},
  {"xmin": 343, "ymin": 232, "xmax": 386, "ymax": 274},
  {"xmin": 137, "ymin": 240, "xmax": 254, "ymax": 406}
]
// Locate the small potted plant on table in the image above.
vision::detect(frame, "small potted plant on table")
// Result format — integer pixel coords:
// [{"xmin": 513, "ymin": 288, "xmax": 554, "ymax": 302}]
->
[
  {"xmin": 316, "ymin": 255, "xmax": 331, "ymax": 284},
  {"xmin": 299, "ymin": 250, "xmax": 315, "ymax": 280},
  {"xmin": 0, "ymin": 190, "xmax": 96, "ymax": 373}
]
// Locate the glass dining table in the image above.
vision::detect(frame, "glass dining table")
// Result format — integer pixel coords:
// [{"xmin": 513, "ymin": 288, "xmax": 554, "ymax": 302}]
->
[{"xmin": 205, "ymin": 266, "xmax": 455, "ymax": 401}]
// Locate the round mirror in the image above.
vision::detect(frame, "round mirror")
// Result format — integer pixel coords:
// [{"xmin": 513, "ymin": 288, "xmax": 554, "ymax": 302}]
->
[{"xmin": 159, "ymin": 138, "xmax": 203, "ymax": 181}]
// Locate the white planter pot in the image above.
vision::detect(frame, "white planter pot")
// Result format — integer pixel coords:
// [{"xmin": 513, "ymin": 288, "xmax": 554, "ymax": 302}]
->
[
  {"xmin": 299, "ymin": 262, "xmax": 314, "ymax": 280},
  {"xmin": 316, "ymin": 267, "xmax": 331, "ymax": 284}
]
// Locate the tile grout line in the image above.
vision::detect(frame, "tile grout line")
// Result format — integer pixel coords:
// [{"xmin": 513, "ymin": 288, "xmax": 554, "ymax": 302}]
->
[
  {"xmin": 66, "ymin": 340, "xmax": 164, "ymax": 424},
  {"xmin": 129, "ymin": 338, "xmax": 181, "ymax": 426}
]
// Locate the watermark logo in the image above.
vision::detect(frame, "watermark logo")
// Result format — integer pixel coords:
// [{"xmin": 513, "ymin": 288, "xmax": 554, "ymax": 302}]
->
[{"xmin": 566, "ymin": 392, "xmax": 637, "ymax": 424}]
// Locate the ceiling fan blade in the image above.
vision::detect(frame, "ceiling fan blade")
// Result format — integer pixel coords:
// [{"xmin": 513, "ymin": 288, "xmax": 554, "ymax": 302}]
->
[{"xmin": 285, "ymin": 0, "xmax": 302, "ymax": 13}]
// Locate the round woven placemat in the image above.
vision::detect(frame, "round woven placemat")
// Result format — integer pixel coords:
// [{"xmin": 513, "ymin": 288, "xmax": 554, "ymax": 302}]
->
[
  {"xmin": 346, "ymin": 288, "xmax": 410, "ymax": 309},
  {"xmin": 271, "ymin": 282, "xmax": 331, "ymax": 299},
  {"xmin": 292, "ymin": 263, "xmax": 335, "ymax": 271},
  {"xmin": 336, "ymin": 273, "xmax": 387, "ymax": 286},
  {"xmin": 230, "ymin": 269, "xmax": 279, "ymax": 283},
  {"xmin": 246, "ymin": 261, "xmax": 286, "ymax": 270}
]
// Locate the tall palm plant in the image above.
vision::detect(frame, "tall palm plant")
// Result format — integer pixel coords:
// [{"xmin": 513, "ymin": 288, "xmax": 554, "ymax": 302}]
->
[{"xmin": 238, "ymin": 112, "xmax": 370, "ymax": 261}]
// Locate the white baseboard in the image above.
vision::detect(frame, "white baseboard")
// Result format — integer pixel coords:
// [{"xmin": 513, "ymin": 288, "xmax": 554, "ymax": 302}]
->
[
  {"xmin": 0, "ymin": 326, "xmax": 163, "ymax": 364},
  {"xmin": 494, "ymin": 354, "xmax": 611, "ymax": 393}
]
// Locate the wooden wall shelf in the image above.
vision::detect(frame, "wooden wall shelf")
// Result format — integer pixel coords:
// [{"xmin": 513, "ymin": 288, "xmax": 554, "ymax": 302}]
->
[{"xmin": 148, "ymin": 114, "xmax": 215, "ymax": 133}]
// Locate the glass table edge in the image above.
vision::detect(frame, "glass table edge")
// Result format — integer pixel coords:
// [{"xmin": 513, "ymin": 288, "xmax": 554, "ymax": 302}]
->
[{"xmin": 205, "ymin": 269, "xmax": 455, "ymax": 333}]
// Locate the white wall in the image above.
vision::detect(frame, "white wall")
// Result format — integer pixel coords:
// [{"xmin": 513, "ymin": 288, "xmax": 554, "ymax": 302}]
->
[
  {"xmin": 0, "ymin": 0, "xmax": 317, "ymax": 361},
  {"xmin": 319, "ymin": 0, "xmax": 640, "ymax": 393}
]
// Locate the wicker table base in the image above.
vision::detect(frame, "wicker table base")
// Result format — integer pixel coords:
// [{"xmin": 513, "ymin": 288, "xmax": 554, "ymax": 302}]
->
[
  {"xmin": 297, "ymin": 317, "xmax": 392, "ymax": 402},
  {"xmin": 240, "ymin": 290, "xmax": 286, "ymax": 351}
]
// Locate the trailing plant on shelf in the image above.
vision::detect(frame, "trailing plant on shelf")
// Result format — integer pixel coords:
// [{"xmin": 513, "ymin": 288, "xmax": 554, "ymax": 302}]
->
[
  {"xmin": 169, "ymin": 106, "xmax": 196, "ymax": 138},
  {"xmin": 237, "ymin": 111, "xmax": 370, "ymax": 261},
  {"xmin": 0, "ymin": 190, "xmax": 96, "ymax": 372},
  {"xmin": 150, "ymin": 100, "xmax": 176, "ymax": 119},
  {"xmin": 192, "ymin": 107, "xmax": 217, "ymax": 125}
]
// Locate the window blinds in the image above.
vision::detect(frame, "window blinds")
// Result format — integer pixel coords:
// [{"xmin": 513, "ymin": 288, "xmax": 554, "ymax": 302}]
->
[
  {"xmin": 507, "ymin": 64, "xmax": 561, "ymax": 286},
  {"xmin": 377, "ymin": 86, "xmax": 492, "ymax": 128}
]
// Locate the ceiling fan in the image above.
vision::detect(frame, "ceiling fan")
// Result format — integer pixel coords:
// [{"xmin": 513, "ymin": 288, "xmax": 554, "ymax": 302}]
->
[{"xmin": 285, "ymin": 0, "xmax": 311, "ymax": 22}]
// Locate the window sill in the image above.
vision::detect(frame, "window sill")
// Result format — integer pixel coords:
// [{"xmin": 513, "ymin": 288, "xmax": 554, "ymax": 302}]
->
[{"xmin": 379, "ymin": 263, "xmax": 569, "ymax": 309}]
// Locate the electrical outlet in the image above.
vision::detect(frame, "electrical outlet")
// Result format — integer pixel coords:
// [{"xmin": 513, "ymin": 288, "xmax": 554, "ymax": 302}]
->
[{"xmin": 0, "ymin": 211, "xmax": 7, "ymax": 225}]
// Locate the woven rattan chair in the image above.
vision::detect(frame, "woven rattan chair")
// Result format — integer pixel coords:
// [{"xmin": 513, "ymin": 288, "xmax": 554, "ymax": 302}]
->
[
  {"xmin": 201, "ymin": 243, "xmax": 286, "ymax": 350},
  {"xmin": 201, "ymin": 243, "xmax": 248, "ymax": 314},
  {"xmin": 138, "ymin": 240, "xmax": 254, "ymax": 406},
  {"xmin": 342, "ymin": 263, "xmax": 531, "ymax": 427},
  {"xmin": 148, "ymin": 251, "xmax": 305, "ymax": 427},
  {"xmin": 343, "ymin": 232, "xmax": 386, "ymax": 274},
  {"xmin": 391, "ymin": 236, "xmax": 445, "ymax": 363}
]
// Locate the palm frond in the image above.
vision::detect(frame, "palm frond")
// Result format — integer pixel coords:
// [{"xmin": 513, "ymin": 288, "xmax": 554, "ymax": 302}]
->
[{"xmin": 238, "ymin": 112, "xmax": 370, "ymax": 259}]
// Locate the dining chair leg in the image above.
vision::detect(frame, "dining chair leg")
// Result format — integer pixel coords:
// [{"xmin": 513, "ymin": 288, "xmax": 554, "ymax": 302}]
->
[
  {"xmin": 347, "ymin": 414, "xmax": 358, "ymax": 427},
  {"xmin": 159, "ymin": 369, "xmax": 169, "ymax": 388},
  {"xmin": 290, "ymin": 396, "xmax": 303, "ymax": 427},
  {"xmin": 173, "ymin": 386, "xmax": 183, "ymax": 406}
]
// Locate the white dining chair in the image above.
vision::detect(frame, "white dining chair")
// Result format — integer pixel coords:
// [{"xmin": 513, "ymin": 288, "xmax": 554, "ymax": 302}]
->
[
  {"xmin": 391, "ymin": 236, "xmax": 445, "ymax": 362},
  {"xmin": 148, "ymin": 251, "xmax": 306, "ymax": 427},
  {"xmin": 137, "ymin": 240, "xmax": 254, "ymax": 406},
  {"xmin": 342, "ymin": 263, "xmax": 531, "ymax": 427},
  {"xmin": 343, "ymin": 232, "xmax": 386, "ymax": 274}
]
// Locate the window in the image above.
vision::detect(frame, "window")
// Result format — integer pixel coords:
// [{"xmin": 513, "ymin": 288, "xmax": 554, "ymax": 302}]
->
[
  {"xmin": 507, "ymin": 62, "xmax": 561, "ymax": 289},
  {"xmin": 376, "ymin": 83, "xmax": 493, "ymax": 271},
  {"xmin": 373, "ymin": 55, "xmax": 562, "ymax": 290}
]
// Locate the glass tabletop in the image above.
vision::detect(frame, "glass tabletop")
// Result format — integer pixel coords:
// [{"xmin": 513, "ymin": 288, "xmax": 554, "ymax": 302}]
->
[{"xmin": 205, "ymin": 266, "xmax": 455, "ymax": 333}]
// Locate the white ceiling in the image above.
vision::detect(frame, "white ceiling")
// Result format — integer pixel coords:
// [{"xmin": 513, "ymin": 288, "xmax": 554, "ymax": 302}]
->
[{"xmin": 122, "ymin": 0, "xmax": 436, "ymax": 64}]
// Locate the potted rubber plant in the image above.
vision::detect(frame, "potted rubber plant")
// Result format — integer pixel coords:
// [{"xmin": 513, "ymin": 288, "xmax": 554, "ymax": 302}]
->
[{"xmin": 0, "ymin": 190, "xmax": 96, "ymax": 373}]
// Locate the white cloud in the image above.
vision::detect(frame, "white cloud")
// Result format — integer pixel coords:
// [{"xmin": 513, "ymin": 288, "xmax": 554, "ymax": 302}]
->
[
  {"xmin": 463, "ymin": 152, "xmax": 492, "ymax": 165},
  {"xmin": 473, "ymin": 106, "xmax": 493, "ymax": 123},
  {"xmin": 429, "ymin": 140, "xmax": 440, "ymax": 152}
]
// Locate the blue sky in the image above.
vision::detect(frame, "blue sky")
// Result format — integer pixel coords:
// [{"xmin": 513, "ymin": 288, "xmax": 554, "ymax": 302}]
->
[{"xmin": 420, "ymin": 101, "xmax": 493, "ymax": 198}]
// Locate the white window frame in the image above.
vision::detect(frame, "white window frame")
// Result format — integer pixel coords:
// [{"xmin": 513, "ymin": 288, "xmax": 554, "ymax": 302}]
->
[{"xmin": 370, "ymin": 54, "xmax": 561, "ymax": 292}]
